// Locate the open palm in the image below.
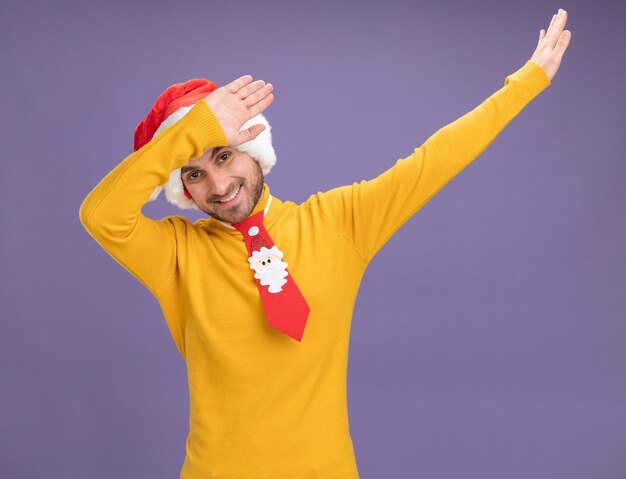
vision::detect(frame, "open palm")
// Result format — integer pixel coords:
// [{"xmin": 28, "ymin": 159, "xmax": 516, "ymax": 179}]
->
[{"xmin": 203, "ymin": 76, "xmax": 274, "ymax": 147}]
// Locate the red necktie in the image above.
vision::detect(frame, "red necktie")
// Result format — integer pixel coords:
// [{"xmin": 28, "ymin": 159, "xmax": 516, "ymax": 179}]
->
[{"xmin": 232, "ymin": 210, "xmax": 310, "ymax": 342}]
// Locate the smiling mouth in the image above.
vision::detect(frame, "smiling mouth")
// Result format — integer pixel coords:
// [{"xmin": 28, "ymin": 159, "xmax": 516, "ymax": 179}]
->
[{"xmin": 214, "ymin": 184, "xmax": 241, "ymax": 204}]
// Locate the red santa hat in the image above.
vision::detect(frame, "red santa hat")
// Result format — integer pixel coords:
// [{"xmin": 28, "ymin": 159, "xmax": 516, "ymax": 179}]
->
[{"xmin": 134, "ymin": 78, "xmax": 276, "ymax": 210}]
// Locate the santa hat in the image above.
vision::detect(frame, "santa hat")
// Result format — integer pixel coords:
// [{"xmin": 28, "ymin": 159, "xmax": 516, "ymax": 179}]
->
[{"xmin": 134, "ymin": 78, "xmax": 276, "ymax": 210}]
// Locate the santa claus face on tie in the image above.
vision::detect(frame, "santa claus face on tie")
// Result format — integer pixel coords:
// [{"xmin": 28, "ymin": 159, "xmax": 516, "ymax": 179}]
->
[{"xmin": 248, "ymin": 246, "xmax": 289, "ymax": 293}]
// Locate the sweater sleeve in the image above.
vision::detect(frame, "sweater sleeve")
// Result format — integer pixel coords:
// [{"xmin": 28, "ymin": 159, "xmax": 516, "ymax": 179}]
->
[
  {"xmin": 79, "ymin": 101, "xmax": 228, "ymax": 298},
  {"xmin": 314, "ymin": 60, "xmax": 551, "ymax": 264}
]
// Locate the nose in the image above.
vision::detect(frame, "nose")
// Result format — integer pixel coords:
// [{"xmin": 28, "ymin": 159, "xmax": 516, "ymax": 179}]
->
[{"xmin": 204, "ymin": 165, "xmax": 233, "ymax": 199}]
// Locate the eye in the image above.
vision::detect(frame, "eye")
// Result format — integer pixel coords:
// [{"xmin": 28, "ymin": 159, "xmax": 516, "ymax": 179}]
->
[
  {"xmin": 187, "ymin": 171, "xmax": 201, "ymax": 181},
  {"xmin": 218, "ymin": 152, "xmax": 231, "ymax": 163}
]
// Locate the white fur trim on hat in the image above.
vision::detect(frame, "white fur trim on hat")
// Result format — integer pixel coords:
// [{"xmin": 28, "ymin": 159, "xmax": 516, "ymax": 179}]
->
[{"xmin": 147, "ymin": 104, "xmax": 276, "ymax": 210}]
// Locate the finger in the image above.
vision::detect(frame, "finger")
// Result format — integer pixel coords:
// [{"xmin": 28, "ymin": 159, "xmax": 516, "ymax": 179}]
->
[
  {"xmin": 546, "ymin": 9, "xmax": 567, "ymax": 48},
  {"xmin": 225, "ymin": 75, "xmax": 253, "ymax": 94},
  {"xmin": 545, "ymin": 10, "xmax": 562, "ymax": 40},
  {"xmin": 532, "ymin": 29, "xmax": 546, "ymax": 58},
  {"xmin": 233, "ymin": 124, "xmax": 266, "ymax": 146},
  {"xmin": 237, "ymin": 79, "xmax": 266, "ymax": 100},
  {"xmin": 537, "ymin": 29, "xmax": 545, "ymax": 46},
  {"xmin": 244, "ymin": 83, "xmax": 273, "ymax": 108},
  {"xmin": 555, "ymin": 30, "xmax": 572, "ymax": 58},
  {"xmin": 559, "ymin": 9, "xmax": 568, "ymax": 29},
  {"xmin": 248, "ymin": 92, "xmax": 274, "ymax": 118}
]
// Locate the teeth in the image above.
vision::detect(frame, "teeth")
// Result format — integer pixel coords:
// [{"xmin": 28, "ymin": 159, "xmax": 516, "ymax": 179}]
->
[{"xmin": 217, "ymin": 185, "xmax": 240, "ymax": 203}]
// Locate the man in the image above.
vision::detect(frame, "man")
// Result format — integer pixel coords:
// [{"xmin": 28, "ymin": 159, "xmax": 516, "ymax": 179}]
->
[{"xmin": 79, "ymin": 9, "xmax": 571, "ymax": 479}]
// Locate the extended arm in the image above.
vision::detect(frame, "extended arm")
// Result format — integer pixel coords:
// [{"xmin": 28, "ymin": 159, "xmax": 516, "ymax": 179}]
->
[{"xmin": 314, "ymin": 10, "xmax": 571, "ymax": 263}]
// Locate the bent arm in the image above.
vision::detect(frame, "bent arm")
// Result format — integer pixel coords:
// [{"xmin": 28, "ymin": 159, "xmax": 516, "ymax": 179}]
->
[
  {"xmin": 79, "ymin": 101, "xmax": 227, "ymax": 297},
  {"xmin": 315, "ymin": 60, "xmax": 552, "ymax": 263}
]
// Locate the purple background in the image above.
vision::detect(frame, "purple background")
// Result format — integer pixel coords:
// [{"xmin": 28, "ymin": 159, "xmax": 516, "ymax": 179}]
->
[{"xmin": 2, "ymin": 0, "xmax": 625, "ymax": 477}]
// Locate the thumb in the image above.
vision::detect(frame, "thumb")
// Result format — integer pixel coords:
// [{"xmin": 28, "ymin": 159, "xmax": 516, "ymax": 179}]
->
[{"xmin": 232, "ymin": 123, "xmax": 266, "ymax": 147}]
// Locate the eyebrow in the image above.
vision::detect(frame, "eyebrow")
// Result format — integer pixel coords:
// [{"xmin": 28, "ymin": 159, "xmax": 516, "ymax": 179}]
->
[{"xmin": 181, "ymin": 147, "xmax": 226, "ymax": 175}]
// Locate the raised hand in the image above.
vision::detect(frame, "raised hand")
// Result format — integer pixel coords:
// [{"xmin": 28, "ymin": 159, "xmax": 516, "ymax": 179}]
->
[
  {"xmin": 530, "ymin": 8, "xmax": 572, "ymax": 81},
  {"xmin": 203, "ymin": 76, "xmax": 274, "ymax": 147}
]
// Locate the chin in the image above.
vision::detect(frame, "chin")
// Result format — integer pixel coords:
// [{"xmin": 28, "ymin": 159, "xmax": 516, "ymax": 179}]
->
[{"xmin": 209, "ymin": 203, "xmax": 254, "ymax": 224}]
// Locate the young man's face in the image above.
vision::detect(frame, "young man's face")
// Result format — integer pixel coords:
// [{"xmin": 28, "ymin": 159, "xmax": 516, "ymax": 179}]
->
[{"xmin": 181, "ymin": 146, "xmax": 264, "ymax": 224}]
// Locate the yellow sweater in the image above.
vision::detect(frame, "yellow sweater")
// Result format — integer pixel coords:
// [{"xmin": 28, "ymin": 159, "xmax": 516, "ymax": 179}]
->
[{"xmin": 79, "ymin": 61, "xmax": 550, "ymax": 478}]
